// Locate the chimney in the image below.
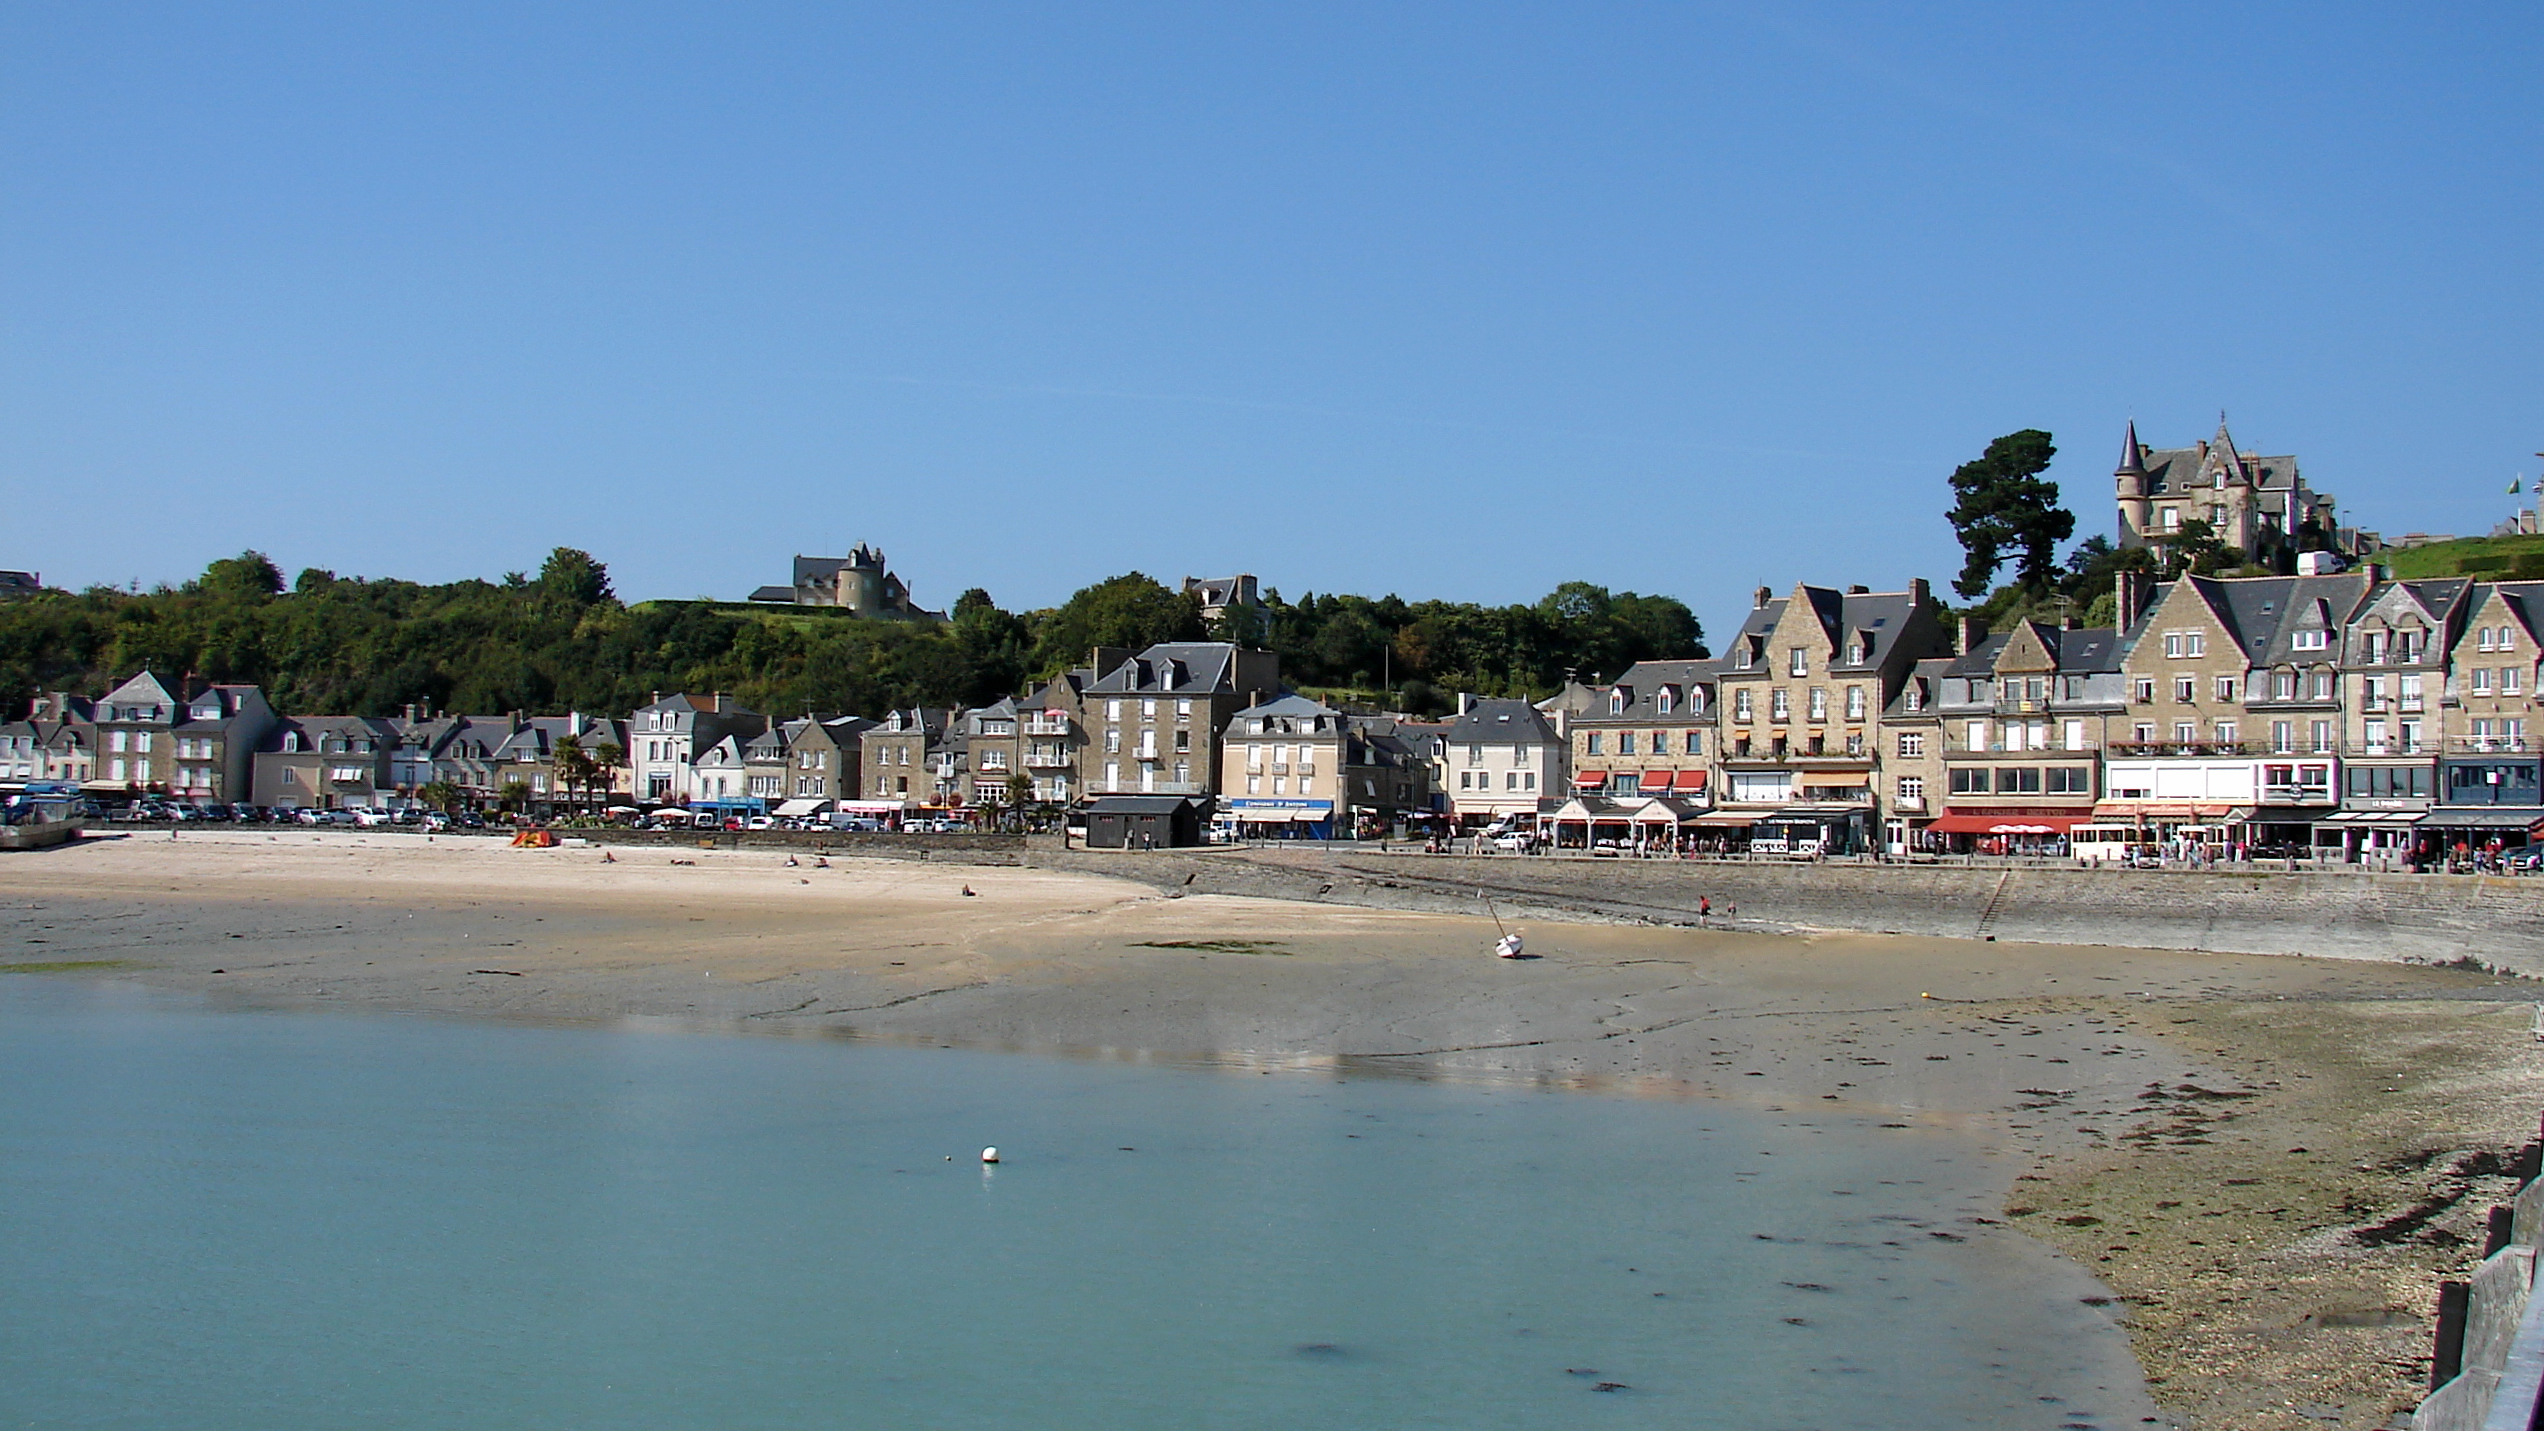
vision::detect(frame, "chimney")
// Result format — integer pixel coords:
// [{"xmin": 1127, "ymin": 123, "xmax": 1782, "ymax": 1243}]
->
[
  {"xmin": 1753, "ymin": 585, "xmax": 1772, "ymax": 609},
  {"xmin": 2061, "ymin": 614, "xmax": 2080, "ymax": 631},
  {"xmin": 713, "ymin": 691, "xmax": 728, "ymax": 713},
  {"xmin": 1846, "ymin": 584, "xmax": 1869, "ymax": 595},
  {"xmin": 1909, "ymin": 578, "xmax": 1931, "ymax": 609},
  {"xmin": 2115, "ymin": 571, "xmax": 2150, "ymax": 634},
  {"xmin": 1956, "ymin": 616, "xmax": 1988, "ymax": 657},
  {"xmin": 403, "ymin": 703, "xmax": 417, "ymax": 722},
  {"xmin": 1457, "ymin": 692, "xmax": 1474, "ymax": 717}
]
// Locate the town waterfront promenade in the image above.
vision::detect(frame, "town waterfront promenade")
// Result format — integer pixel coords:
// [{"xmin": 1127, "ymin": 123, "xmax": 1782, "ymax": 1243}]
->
[{"xmin": 6, "ymin": 828, "xmax": 2542, "ymax": 1426}]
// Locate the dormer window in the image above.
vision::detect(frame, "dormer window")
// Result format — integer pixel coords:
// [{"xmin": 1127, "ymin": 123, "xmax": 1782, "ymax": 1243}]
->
[
  {"xmin": 1845, "ymin": 640, "xmax": 1864, "ymax": 665},
  {"xmin": 1656, "ymin": 686, "xmax": 1676, "ymax": 716},
  {"xmin": 1734, "ymin": 644, "xmax": 1754, "ymax": 670},
  {"xmin": 1788, "ymin": 648, "xmax": 1808, "ymax": 677},
  {"xmin": 1608, "ymin": 690, "xmax": 1626, "ymax": 716},
  {"xmin": 2292, "ymin": 628, "xmax": 2328, "ymax": 651}
]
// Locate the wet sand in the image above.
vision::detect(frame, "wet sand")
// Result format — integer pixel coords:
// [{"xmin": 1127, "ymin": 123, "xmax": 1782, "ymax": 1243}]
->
[{"xmin": 6, "ymin": 829, "xmax": 2541, "ymax": 1429}]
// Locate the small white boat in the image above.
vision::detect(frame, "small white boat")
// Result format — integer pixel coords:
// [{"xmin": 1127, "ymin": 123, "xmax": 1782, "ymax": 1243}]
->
[{"xmin": 1494, "ymin": 933, "xmax": 1525, "ymax": 960}]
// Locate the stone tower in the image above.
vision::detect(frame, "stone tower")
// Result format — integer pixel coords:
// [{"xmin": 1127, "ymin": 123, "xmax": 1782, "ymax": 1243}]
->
[{"xmin": 2114, "ymin": 419, "xmax": 2150, "ymax": 546}]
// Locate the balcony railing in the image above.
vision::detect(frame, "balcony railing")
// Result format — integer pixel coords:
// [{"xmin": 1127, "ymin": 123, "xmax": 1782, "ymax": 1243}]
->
[
  {"xmin": 1024, "ymin": 750, "xmax": 1071, "ymax": 769},
  {"xmin": 1721, "ymin": 748, "xmax": 1874, "ymax": 767},
  {"xmin": 1944, "ymin": 737, "xmax": 2100, "ymax": 755},
  {"xmin": 1023, "ymin": 717, "xmax": 1071, "ymax": 736},
  {"xmin": 2106, "ymin": 740, "xmax": 2271, "ymax": 758},
  {"xmin": 2260, "ymin": 784, "xmax": 2337, "ymax": 805},
  {"xmin": 1891, "ymin": 795, "xmax": 1927, "ymax": 813},
  {"xmin": 2447, "ymin": 737, "xmax": 2533, "ymax": 753}
]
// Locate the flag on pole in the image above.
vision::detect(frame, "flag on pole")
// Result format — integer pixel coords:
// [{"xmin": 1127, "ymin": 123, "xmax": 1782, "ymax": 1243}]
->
[{"xmin": 2515, "ymin": 476, "xmax": 2526, "ymax": 495}]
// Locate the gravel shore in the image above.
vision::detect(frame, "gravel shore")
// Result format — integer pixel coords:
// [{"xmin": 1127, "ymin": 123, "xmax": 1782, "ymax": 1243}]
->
[{"xmin": 7, "ymin": 828, "xmax": 2540, "ymax": 1428}]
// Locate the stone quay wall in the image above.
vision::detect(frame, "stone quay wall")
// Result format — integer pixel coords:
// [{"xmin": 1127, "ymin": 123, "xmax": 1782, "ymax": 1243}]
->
[{"xmin": 1022, "ymin": 847, "xmax": 2544, "ymax": 972}]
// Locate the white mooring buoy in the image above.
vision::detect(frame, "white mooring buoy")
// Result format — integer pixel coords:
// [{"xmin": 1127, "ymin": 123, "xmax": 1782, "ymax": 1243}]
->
[{"xmin": 980, "ymin": 1146, "xmax": 1000, "ymax": 1164}]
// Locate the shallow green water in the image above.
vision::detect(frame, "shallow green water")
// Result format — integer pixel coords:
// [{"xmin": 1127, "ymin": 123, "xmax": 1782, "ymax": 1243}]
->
[{"xmin": 0, "ymin": 981, "xmax": 2150, "ymax": 1429}]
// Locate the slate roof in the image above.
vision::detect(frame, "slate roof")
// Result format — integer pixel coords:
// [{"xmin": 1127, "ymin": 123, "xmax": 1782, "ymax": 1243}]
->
[
  {"xmin": 1444, "ymin": 699, "xmax": 1561, "ymax": 746},
  {"xmin": 2127, "ymin": 574, "xmax": 2374, "ymax": 665},
  {"xmin": 1944, "ymin": 623, "xmax": 2123, "ymax": 678},
  {"xmin": 1083, "ymin": 643, "xmax": 1248, "ymax": 695},
  {"xmin": 1232, "ymin": 693, "xmax": 1332, "ymax": 721},
  {"xmin": 1723, "ymin": 586, "xmax": 1926, "ymax": 674},
  {"xmin": 2128, "ymin": 420, "xmax": 2305, "ymax": 497},
  {"xmin": 1883, "ymin": 657, "xmax": 1956, "ymax": 719},
  {"xmin": 1582, "ymin": 659, "xmax": 1720, "ymax": 722}
]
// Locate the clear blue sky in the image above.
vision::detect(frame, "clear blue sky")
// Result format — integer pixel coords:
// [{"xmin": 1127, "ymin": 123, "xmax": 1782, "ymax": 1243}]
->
[{"xmin": 5, "ymin": 3, "xmax": 2538, "ymax": 638}]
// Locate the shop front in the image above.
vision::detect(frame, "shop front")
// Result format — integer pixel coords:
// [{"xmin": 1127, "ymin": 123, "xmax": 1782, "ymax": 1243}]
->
[
  {"xmin": 1921, "ymin": 810, "xmax": 2087, "ymax": 856},
  {"xmin": 1219, "ymin": 797, "xmax": 1337, "ymax": 840},
  {"xmin": 2312, "ymin": 809, "xmax": 2425, "ymax": 865},
  {"xmin": 1748, "ymin": 804, "xmax": 1871, "ymax": 857}
]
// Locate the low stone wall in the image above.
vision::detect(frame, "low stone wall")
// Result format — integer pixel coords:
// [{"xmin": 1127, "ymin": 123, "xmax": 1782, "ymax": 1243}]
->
[
  {"xmin": 2413, "ymin": 1158, "xmax": 2544, "ymax": 1430},
  {"xmin": 581, "ymin": 828, "xmax": 1024, "ymax": 863},
  {"xmin": 1023, "ymin": 847, "xmax": 2544, "ymax": 970}
]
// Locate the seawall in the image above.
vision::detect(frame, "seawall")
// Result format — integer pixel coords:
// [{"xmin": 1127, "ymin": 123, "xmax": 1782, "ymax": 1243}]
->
[{"xmin": 1025, "ymin": 847, "xmax": 2544, "ymax": 972}]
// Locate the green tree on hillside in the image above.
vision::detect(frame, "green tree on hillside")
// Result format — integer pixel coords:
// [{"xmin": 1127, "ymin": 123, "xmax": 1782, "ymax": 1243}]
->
[
  {"xmin": 198, "ymin": 551, "xmax": 286, "ymax": 601},
  {"xmin": 1029, "ymin": 574, "xmax": 1205, "ymax": 675},
  {"xmin": 537, "ymin": 548, "xmax": 614, "ymax": 607},
  {"xmin": 1946, "ymin": 429, "xmax": 2072, "ymax": 598}
]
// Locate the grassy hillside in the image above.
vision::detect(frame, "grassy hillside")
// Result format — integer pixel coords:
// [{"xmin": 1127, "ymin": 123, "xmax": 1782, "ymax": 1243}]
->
[{"xmin": 2383, "ymin": 533, "xmax": 2544, "ymax": 581}]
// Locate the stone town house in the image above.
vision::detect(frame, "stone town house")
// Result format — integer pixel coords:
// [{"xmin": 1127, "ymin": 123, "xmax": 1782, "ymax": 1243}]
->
[
  {"xmin": 1218, "ymin": 695, "xmax": 1430, "ymax": 833},
  {"xmin": 2105, "ymin": 571, "xmax": 2370, "ymax": 845},
  {"xmin": 629, "ymin": 694, "xmax": 767, "ymax": 805},
  {"xmin": 85, "ymin": 672, "xmax": 276, "ymax": 802},
  {"xmin": 2429, "ymin": 582, "xmax": 2544, "ymax": 830},
  {"xmin": 764, "ymin": 715, "xmax": 872, "ymax": 812},
  {"xmin": 1567, "ymin": 659, "xmax": 1720, "ymax": 803},
  {"xmin": 1081, "ymin": 643, "xmax": 1282, "ymax": 798},
  {"xmin": 1437, "ymin": 696, "xmax": 1567, "ymax": 826},
  {"xmin": 1919, "ymin": 618, "xmax": 2124, "ymax": 847},
  {"xmin": 1880, "ymin": 658, "xmax": 1953, "ymax": 837},
  {"xmin": 1713, "ymin": 580, "xmax": 1947, "ymax": 853},
  {"xmin": 861, "ymin": 708, "xmax": 949, "ymax": 808},
  {"xmin": 1017, "ymin": 672, "xmax": 1095, "ymax": 806},
  {"xmin": 2326, "ymin": 579, "xmax": 2470, "ymax": 856},
  {"xmin": 487, "ymin": 715, "xmax": 630, "ymax": 811},
  {"xmin": 958, "ymin": 699, "xmax": 1027, "ymax": 811},
  {"xmin": 20, "ymin": 692, "xmax": 98, "ymax": 786},
  {"xmin": 251, "ymin": 716, "xmax": 396, "ymax": 809}
]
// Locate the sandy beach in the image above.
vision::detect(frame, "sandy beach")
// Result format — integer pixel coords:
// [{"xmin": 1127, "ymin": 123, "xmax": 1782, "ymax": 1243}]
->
[{"xmin": 7, "ymin": 828, "xmax": 2543, "ymax": 1429}]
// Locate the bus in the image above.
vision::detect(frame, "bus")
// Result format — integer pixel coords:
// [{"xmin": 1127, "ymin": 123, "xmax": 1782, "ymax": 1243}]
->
[{"xmin": 2069, "ymin": 823, "xmax": 2145, "ymax": 866}]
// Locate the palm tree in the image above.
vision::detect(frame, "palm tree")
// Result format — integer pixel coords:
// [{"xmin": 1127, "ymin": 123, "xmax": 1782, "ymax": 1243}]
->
[
  {"xmin": 591, "ymin": 739, "xmax": 626, "ymax": 814},
  {"xmin": 553, "ymin": 736, "xmax": 594, "ymax": 820}
]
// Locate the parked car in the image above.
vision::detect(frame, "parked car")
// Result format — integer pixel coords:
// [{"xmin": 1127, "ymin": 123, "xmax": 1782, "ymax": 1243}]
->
[
  {"xmin": 353, "ymin": 807, "xmax": 395, "ymax": 827},
  {"xmin": 1490, "ymin": 832, "xmax": 1529, "ymax": 853},
  {"xmin": 744, "ymin": 816, "xmax": 777, "ymax": 831}
]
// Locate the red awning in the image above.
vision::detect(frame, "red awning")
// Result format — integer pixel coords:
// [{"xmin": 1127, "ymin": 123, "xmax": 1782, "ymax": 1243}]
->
[
  {"xmin": 1638, "ymin": 769, "xmax": 1675, "ymax": 791},
  {"xmin": 1672, "ymin": 770, "xmax": 1708, "ymax": 792},
  {"xmin": 1574, "ymin": 771, "xmax": 1607, "ymax": 787},
  {"xmin": 1926, "ymin": 813, "xmax": 2087, "ymax": 836}
]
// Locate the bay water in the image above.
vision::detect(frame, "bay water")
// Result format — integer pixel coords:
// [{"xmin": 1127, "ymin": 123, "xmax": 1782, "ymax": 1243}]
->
[{"xmin": 0, "ymin": 980, "xmax": 2150, "ymax": 1429}]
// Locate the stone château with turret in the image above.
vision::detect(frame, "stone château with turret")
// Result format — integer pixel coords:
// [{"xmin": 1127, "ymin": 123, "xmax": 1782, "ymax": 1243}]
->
[
  {"xmin": 748, "ymin": 546, "xmax": 943, "ymax": 619},
  {"xmin": 2115, "ymin": 417, "xmax": 2375, "ymax": 569}
]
